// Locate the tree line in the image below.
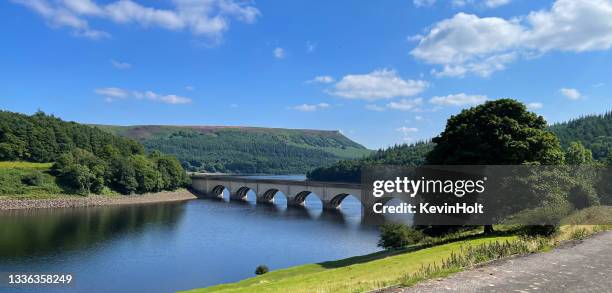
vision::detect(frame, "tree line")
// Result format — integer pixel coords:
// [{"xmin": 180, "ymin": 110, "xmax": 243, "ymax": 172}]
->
[
  {"xmin": 308, "ymin": 104, "xmax": 611, "ymax": 183},
  {"xmin": 0, "ymin": 110, "xmax": 188, "ymax": 195},
  {"xmin": 308, "ymin": 99, "xmax": 611, "ymax": 236}
]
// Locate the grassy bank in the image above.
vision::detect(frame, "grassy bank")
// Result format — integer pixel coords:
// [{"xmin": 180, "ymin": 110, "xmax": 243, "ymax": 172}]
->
[
  {"xmin": 0, "ymin": 161, "xmax": 66, "ymax": 199},
  {"xmin": 185, "ymin": 207, "xmax": 612, "ymax": 293},
  {"xmin": 184, "ymin": 234, "xmax": 517, "ymax": 293}
]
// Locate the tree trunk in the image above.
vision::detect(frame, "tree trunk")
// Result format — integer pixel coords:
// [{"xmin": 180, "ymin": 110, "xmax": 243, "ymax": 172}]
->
[{"xmin": 483, "ymin": 225, "xmax": 495, "ymax": 234}]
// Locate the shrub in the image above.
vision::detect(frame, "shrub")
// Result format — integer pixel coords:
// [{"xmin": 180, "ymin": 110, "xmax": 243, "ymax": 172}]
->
[
  {"xmin": 568, "ymin": 183, "xmax": 599, "ymax": 209},
  {"xmin": 21, "ymin": 171, "xmax": 45, "ymax": 186},
  {"xmin": 378, "ymin": 223, "xmax": 425, "ymax": 249},
  {"xmin": 254, "ymin": 265, "xmax": 269, "ymax": 275}
]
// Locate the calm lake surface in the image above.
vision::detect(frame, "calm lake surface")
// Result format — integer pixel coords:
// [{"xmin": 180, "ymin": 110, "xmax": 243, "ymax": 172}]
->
[{"xmin": 0, "ymin": 175, "xmax": 408, "ymax": 292}]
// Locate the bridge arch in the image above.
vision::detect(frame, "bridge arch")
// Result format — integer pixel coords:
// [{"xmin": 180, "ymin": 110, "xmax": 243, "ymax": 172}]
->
[
  {"xmin": 210, "ymin": 185, "xmax": 228, "ymax": 198},
  {"xmin": 326, "ymin": 193, "xmax": 361, "ymax": 210},
  {"xmin": 231, "ymin": 186, "xmax": 254, "ymax": 201},
  {"xmin": 288, "ymin": 191, "xmax": 324, "ymax": 208},
  {"xmin": 257, "ymin": 188, "xmax": 289, "ymax": 204}
]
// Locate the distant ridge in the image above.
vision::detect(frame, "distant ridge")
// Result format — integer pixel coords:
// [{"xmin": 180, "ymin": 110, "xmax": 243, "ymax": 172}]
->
[{"xmin": 94, "ymin": 124, "xmax": 371, "ymax": 174}]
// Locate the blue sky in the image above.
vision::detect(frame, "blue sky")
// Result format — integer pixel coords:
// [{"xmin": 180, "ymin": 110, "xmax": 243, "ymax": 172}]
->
[{"xmin": 1, "ymin": 0, "xmax": 611, "ymax": 149}]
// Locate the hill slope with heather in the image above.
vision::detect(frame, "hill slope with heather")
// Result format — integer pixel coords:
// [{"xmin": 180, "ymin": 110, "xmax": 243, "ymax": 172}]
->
[{"xmin": 94, "ymin": 125, "xmax": 372, "ymax": 174}]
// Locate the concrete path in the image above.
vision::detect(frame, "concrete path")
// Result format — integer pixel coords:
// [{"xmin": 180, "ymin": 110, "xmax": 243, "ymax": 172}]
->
[{"xmin": 395, "ymin": 231, "xmax": 612, "ymax": 292}]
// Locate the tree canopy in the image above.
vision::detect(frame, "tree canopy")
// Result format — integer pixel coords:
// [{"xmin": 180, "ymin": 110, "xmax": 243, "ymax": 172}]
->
[
  {"xmin": 426, "ymin": 99, "xmax": 564, "ymax": 165},
  {"xmin": 0, "ymin": 110, "xmax": 188, "ymax": 195}
]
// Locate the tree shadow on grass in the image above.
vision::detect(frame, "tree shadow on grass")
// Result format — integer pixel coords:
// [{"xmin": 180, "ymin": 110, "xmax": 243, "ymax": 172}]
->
[{"xmin": 317, "ymin": 229, "xmax": 518, "ymax": 269}]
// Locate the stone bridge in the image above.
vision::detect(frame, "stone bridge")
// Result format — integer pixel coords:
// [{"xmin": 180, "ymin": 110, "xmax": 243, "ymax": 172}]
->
[{"xmin": 190, "ymin": 174, "xmax": 382, "ymax": 213}]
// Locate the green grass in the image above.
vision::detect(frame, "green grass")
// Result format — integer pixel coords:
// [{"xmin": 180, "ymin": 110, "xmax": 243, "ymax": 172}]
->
[
  {"xmin": 182, "ymin": 235, "xmax": 517, "ymax": 293},
  {"xmin": 0, "ymin": 161, "xmax": 67, "ymax": 199},
  {"xmin": 0, "ymin": 161, "xmax": 54, "ymax": 170},
  {"xmin": 184, "ymin": 207, "xmax": 612, "ymax": 293}
]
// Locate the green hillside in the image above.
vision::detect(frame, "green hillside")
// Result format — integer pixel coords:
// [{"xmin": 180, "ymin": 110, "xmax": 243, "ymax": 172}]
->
[
  {"xmin": 94, "ymin": 125, "xmax": 372, "ymax": 174},
  {"xmin": 549, "ymin": 111, "xmax": 612, "ymax": 160},
  {"xmin": 0, "ymin": 110, "xmax": 188, "ymax": 196}
]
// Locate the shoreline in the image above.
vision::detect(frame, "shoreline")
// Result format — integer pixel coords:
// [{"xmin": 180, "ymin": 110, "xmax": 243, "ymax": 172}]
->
[{"xmin": 0, "ymin": 190, "xmax": 197, "ymax": 210}]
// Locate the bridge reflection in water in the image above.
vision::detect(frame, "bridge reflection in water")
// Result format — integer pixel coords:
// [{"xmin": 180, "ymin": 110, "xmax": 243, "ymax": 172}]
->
[{"xmin": 190, "ymin": 174, "xmax": 396, "ymax": 224}]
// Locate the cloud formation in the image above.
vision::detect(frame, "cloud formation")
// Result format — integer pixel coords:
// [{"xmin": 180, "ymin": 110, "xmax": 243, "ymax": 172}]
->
[
  {"xmin": 328, "ymin": 69, "xmax": 428, "ymax": 100},
  {"xmin": 95, "ymin": 87, "xmax": 192, "ymax": 104},
  {"xmin": 273, "ymin": 47, "xmax": 286, "ymax": 59},
  {"xmin": 429, "ymin": 93, "xmax": 487, "ymax": 106},
  {"xmin": 308, "ymin": 75, "xmax": 335, "ymax": 84},
  {"xmin": 397, "ymin": 126, "xmax": 419, "ymax": 142},
  {"xmin": 11, "ymin": 0, "xmax": 260, "ymax": 41},
  {"xmin": 387, "ymin": 98, "xmax": 423, "ymax": 111},
  {"xmin": 559, "ymin": 88, "xmax": 582, "ymax": 100},
  {"xmin": 527, "ymin": 102, "xmax": 543, "ymax": 110},
  {"xmin": 290, "ymin": 103, "xmax": 330, "ymax": 112},
  {"xmin": 411, "ymin": 0, "xmax": 612, "ymax": 77},
  {"xmin": 111, "ymin": 59, "xmax": 131, "ymax": 69}
]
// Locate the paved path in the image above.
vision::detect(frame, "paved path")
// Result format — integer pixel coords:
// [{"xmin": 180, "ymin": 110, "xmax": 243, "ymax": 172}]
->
[{"xmin": 396, "ymin": 231, "xmax": 612, "ymax": 292}]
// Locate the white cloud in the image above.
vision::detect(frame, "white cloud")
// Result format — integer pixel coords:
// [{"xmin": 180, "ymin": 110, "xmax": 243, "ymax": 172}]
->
[
  {"xmin": 484, "ymin": 0, "xmax": 511, "ymax": 8},
  {"xmin": 291, "ymin": 103, "xmax": 330, "ymax": 112},
  {"xmin": 411, "ymin": 13, "xmax": 524, "ymax": 77},
  {"xmin": 397, "ymin": 126, "xmax": 419, "ymax": 135},
  {"xmin": 365, "ymin": 104, "xmax": 385, "ymax": 112},
  {"xmin": 328, "ymin": 69, "xmax": 428, "ymax": 100},
  {"xmin": 308, "ymin": 75, "xmax": 335, "ymax": 84},
  {"xmin": 273, "ymin": 47, "xmax": 285, "ymax": 59},
  {"xmin": 527, "ymin": 102, "xmax": 543, "ymax": 110},
  {"xmin": 96, "ymin": 87, "xmax": 191, "ymax": 104},
  {"xmin": 185, "ymin": 85, "xmax": 194, "ymax": 91},
  {"xmin": 397, "ymin": 126, "xmax": 419, "ymax": 142},
  {"xmin": 415, "ymin": 115, "xmax": 423, "ymax": 121},
  {"xmin": 429, "ymin": 93, "xmax": 487, "ymax": 106},
  {"xmin": 413, "ymin": 0, "xmax": 436, "ymax": 7},
  {"xmin": 559, "ymin": 88, "xmax": 582, "ymax": 100},
  {"xmin": 94, "ymin": 87, "xmax": 129, "ymax": 101},
  {"xmin": 453, "ymin": 0, "xmax": 512, "ymax": 8},
  {"xmin": 411, "ymin": 0, "xmax": 612, "ymax": 77},
  {"xmin": 11, "ymin": 0, "xmax": 260, "ymax": 41},
  {"xmin": 133, "ymin": 90, "xmax": 192, "ymax": 104},
  {"xmin": 386, "ymin": 98, "xmax": 423, "ymax": 111},
  {"xmin": 110, "ymin": 59, "xmax": 131, "ymax": 69}
]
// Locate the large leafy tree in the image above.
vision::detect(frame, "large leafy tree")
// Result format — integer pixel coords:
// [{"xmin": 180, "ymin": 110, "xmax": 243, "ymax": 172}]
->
[
  {"xmin": 425, "ymin": 99, "xmax": 565, "ymax": 234},
  {"xmin": 426, "ymin": 99, "xmax": 564, "ymax": 165}
]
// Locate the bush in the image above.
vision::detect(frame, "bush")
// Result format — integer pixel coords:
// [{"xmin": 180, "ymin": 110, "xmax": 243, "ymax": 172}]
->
[
  {"xmin": 378, "ymin": 223, "xmax": 425, "ymax": 249},
  {"xmin": 21, "ymin": 171, "xmax": 45, "ymax": 186},
  {"xmin": 568, "ymin": 183, "xmax": 599, "ymax": 209},
  {"xmin": 254, "ymin": 265, "xmax": 269, "ymax": 275}
]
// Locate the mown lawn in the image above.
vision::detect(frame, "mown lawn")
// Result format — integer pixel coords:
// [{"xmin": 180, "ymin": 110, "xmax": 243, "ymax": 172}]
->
[{"xmin": 183, "ymin": 235, "xmax": 517, "ymax": 293}]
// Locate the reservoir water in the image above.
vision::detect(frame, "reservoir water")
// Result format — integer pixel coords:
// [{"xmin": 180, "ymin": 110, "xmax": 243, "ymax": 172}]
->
[{"xmin": 0, "ymin": 176, "xmax": 408, "ymax": 292}]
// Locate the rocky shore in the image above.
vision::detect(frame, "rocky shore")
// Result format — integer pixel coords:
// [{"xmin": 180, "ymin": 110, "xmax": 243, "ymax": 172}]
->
[{"xmin": 0, "ymin": 190, "xmax": 197, "ymax": 210}]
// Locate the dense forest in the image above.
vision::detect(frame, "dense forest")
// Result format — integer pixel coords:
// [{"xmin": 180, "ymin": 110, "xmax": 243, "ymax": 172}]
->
[
  {"xmin": 0, "ymin": 111, "xmax": 188, "ymax": 195},
  {"xmin": 96, "ymin": 125, "xmax": 371, "ymax": 174},
  {"xmin": 550, "ymin": 111, "xmax": 612, "ymax": 161},
  {"xmin": 307, "ymin": 142, "xmax": 434, "ymax": 182},
  {"xmin": 308, "ymin": 108, "xmax": 612, "ymax": 182}
]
